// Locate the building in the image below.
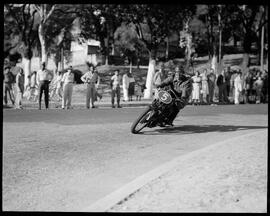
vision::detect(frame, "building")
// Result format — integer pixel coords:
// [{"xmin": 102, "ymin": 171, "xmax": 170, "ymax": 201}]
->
[{"xmin": 70, "ymin": 38, "xmax": 101, "ymax": 66}]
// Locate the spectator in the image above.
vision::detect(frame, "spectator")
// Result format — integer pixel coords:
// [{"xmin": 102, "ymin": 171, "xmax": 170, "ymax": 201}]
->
[
  {"xmin": 81, "ymin": 63, "xmax": 98, "ymax": 109},
  {"xmin": 3, "ymin": 66, "xmax": 15, "ymax": 106},
  {"xmin": 37, "ymin": 62, "xmax": 54, "ymax": 110},
  {"xmin": 50, "ymin": 71, "xmax": 63, "ymax": 101},
  {"xmin": 110, "ymin": 70, "xmax": 122, "ymax": 108},
  {"xmin": 230, "ymin": 70, "xmax": 237, "ymax": 102},
  {"xmin": 225, "ymin": 66, "xmax": 232, "ymax": 98},
  {"xmin": 191, "ymin": 71, "xmax": 201, "ymax": 105},
  {"xmin": 15, "ymin": 68, "xmax": 24, "ymax": 109},
  {"xmin": 122, "ymin": 70, "xmax": 130, "ymax": 102},
  {"xmin": 207, "ymin": 69, "xmax": 216, "ymax": 104},
  {"xmin": 200, "ymin": 69, "xmax": 209, "ymax": 104},
  {"xmin": 135, "ymin": 80, "xmax": 143, "ymax": 101},
  {"xmin": 23, "ymin": 75, "xmax": 32, "ymax": 100},
  {"xmin": 27, "ymin": 71, "xmax": 39, "ymax": 102},
  {"xmin": 217, "ymin": 70, "xmax": 229, "ymax": 103},
  {"xmin": 243, "ymin": 71, "xmax": 255, "ymax": 104},
  {"xmin": 61, "ymin": 66, "xmax": 74, "ymax": 109},
  {"xmin": 94, "ymin": 69, "xmax": 102, "ymax": 102},
  {"xmin": 153, "ymin": 62, "xmax": 167, "ymax": 97},
  {"xmin": 128, "ymin": 73, "xmax": 135, "ymax": 101},
  {"xmin": 253, "ymin": 75, "xmax": 264, "ymax": 104},
  {"xmin": 234, "ymin": 71, "xmax": 244, "ymax": 105},
  {"xmin": 261, "ymin": 70, "xmax": 268, "ymax": 103}
]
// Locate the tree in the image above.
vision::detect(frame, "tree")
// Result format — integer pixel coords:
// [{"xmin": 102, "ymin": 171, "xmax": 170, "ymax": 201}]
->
[
  {"xmin": 44, "ymin": 5, "xmax": 79, "ymax": 71},
  {"xmin": 32, "ymin": 4, "xmax": 58, "ymax": 64},
  {"xmin": 79, "ymin": 4, "xmax": 123, "ymax": 65},
  {"xmin": 118, "ymin": 4, "xmax": 196, "ymax": 98},
  {"xmin": 225, "ymin": 5, "xmax": 268, "ymax": 74},
  {"xmin": 114, "ymin": 23, "xmax": 147, "ymax": 70},
  {"xmin": 4, "ymin": 4, "xmax": 39, "ymax": 87}
]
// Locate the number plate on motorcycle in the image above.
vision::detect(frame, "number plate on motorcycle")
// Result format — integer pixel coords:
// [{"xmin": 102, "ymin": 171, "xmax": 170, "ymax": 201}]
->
[{"xmin": 158, "ymin": 90, "xmax": 172, "ymax": 104}]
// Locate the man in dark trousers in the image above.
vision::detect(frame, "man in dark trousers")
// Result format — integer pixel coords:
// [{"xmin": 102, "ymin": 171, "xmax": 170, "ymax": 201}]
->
[
  {"xmin": 216, "ymin": 70, "xmax": 229, "ymax": 103},
  {"xmin": 3, "ymin": 66, "xmax": 15, "ymax": 106},
  {"xmin": 37, "ymin": 62, "xmax": 53, "ymax": 110},
  {"xmin": 225, "ymin": 66, "xmax": 232, "ymax": 98},
  {"xmin": 110, "ymin": 70, "xmax": 122, "ymax": 108}
]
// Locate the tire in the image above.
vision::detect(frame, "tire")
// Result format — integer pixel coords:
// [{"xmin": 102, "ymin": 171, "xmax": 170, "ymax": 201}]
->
[{"xmin": 131, "ymin": 106, "xmax": 155, "ymax": 134}]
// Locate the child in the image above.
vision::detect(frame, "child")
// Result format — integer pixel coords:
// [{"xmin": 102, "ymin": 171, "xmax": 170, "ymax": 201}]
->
[{"xmin": 135, "ymin": 82, "xmax": 143, "ymax": 101}]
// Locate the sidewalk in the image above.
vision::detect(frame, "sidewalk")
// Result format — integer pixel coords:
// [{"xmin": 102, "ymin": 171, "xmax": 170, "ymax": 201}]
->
[
  {"xmin": 3, "ymin": 95, "xmax": 152, "ymax": 110},
  {"xmin": 3, "ymin": 95, "xmax": 239, "ymax": 110},
  {"xmin": 85, "ymin": 130, "xmax": 267, "ymax": 212}
]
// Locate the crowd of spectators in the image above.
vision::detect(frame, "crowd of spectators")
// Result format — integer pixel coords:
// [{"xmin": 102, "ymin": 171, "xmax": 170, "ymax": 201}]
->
[
  {"xmin": 3, "ymin": 60, "xmax": 268, "ymax": 109},
  {"xmin": 187, "ymin": 66, "xmax": 268, "ymax": 105}
]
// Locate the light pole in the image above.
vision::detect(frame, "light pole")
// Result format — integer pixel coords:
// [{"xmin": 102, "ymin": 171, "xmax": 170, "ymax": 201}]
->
[
  {"xmin": 260, "ymin": 5, "xmax": 265, "ymax": 72},
  {"xmin": 218, "ymin": 5, "xmax": 222, "ymax": 65}
]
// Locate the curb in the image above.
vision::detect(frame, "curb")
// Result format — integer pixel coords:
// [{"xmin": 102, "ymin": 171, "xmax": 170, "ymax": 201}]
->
[{"xmin": 80, "ymin": 130, "xmax": 266, "ymax": 212}]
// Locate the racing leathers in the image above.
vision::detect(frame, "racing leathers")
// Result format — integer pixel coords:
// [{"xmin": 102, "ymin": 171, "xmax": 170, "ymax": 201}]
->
[{"xmin": 156, "ymin": 72, "xmax": 192, "ymax": 126}]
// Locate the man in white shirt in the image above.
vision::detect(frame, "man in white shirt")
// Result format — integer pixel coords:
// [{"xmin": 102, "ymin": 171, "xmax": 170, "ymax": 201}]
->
[
  {"xmin": 81, "ymin": 63, "xmax": 99, "ymax": 108},
  {"xmin": 61, "ymin": 66, "xmax": 74, "ymax": 109},
  {"xmin": 110, "ymin": 70, "xmax": 122, "ymax": 108}
]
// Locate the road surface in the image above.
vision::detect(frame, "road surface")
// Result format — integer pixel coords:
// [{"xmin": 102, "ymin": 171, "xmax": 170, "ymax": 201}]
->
[{"xmin": 3, "ymin": 104, "xmax": 268, "ymax": 211}]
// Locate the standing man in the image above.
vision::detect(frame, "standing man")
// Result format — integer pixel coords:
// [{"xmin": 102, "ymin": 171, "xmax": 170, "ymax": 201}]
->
[
  {"xmin": 110, "ymin": 70, "xmax": 122, "ymax": 108},
  {"xmin": 81, "ymin": 63, "xmax": 98, "ymax": 109},
  {"xmin": 3, "ymin": 66, "xmax": 15, "ymax": 106},
  {"xmin": 225, "ymin": 66, "xmax": 232, "ymax": 99},
  {"xmin": 61, "ymin": 66, "xmax": 74, "ymax": 109},
  {"xmin": 122, "ymin": 70, "xmax": 130, "ymax": 102},
  {"xmin": 94, "ymin": 68, "xmax": 102, "ymax": 101},
  {"xmin": 15, "ymin": 68, "xmax": 24, "ymax": 109},
  {"xmin": 37, "ymin": 62, "xmax": 54, "ymax": 110},
  {"xmin": 216, "ymin": 70, "xmax": 228, "ymax": 103},
  {"xmin": 207, "ymin": 69, "xmax": 216, "ymax": 104},
  {"xmin": 153, "ymin": 62, "xmax": 167, "ymax": 97}
]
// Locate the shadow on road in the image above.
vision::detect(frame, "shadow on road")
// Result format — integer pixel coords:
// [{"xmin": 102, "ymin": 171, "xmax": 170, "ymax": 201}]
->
[{"xmin": 140, "ymin": 125, "xmax": 267, "ymax": 135}]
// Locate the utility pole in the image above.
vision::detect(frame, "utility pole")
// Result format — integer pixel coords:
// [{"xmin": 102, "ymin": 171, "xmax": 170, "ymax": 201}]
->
[
  {"xmin": 260, "ymin": 6, "xmax": 265, "ymax": 72},
  {"xmin": 218, "ymin": 5, "xmax": 222, "ymax": 64}
]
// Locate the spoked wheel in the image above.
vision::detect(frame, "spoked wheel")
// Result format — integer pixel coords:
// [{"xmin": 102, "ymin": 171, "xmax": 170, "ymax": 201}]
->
[{"xmin": 131, "ymin": 107, "xmax": 155, "ymax": 134}]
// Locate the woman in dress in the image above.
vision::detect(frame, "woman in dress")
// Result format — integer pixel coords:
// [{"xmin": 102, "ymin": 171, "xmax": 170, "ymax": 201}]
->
[
  {"xmin": 200, "ymin": 69, "xmax": 209, "ymax": 104},
  {"xmin": 234, "ymin": 71, "xmax": 244, "ymax": 105},
  {"xmin": 191, "ymin": 71, "xmax": 202, "ymax": 105}
]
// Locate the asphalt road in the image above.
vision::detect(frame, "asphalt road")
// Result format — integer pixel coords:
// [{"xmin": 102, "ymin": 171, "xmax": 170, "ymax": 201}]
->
[{"xmin": 2, "ymin": 104, "xmax": 268, "ymax": 211}]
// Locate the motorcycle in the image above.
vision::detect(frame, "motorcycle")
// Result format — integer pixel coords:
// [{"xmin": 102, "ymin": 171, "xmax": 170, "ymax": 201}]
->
[{"xmin": 131, "ymin": 80, "xmax": 192, "ymax": 134}]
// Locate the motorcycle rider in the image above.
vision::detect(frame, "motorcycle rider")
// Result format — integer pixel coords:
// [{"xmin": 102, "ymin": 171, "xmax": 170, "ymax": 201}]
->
[{"xmin": 156, "ymin": 65, "xmax": 192, "ymax": 127}]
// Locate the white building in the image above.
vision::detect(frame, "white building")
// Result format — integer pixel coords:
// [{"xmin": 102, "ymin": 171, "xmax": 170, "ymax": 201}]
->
[{"xmin": 70, "ymin": 38, "xmax": 100, "ymax": 66}]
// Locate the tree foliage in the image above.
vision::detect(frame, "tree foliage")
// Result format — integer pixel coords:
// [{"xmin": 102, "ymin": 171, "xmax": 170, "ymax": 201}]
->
[{"xmin": 4, "ymin": 4, "xmax": 39, "ymax": 60}]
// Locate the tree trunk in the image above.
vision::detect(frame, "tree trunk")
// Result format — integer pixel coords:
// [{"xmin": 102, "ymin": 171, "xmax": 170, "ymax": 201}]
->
[
  {"xmin": 218, "ymin": 29, "xmax": 222, "ymax": 64},
  {"xmin": 111, "ymin": 43, "xmax": 115, "ymax": 55},
  {"xmin": 129, "ymin": 60, "xmax": 132, "ymax": 73},
  {"xmin": 61, "ymin": 47, "xmax": 64, "ymax": 70},
  {"xmin": 242, "ymin": 53, "xmax": 249, "ymax": 76},
  {"xmin": 104, "ymin": 37, "xmax": 109, "ymax": 65},
  {"xmin": 211, "ymin": 55, "xmax": 218, "ymax": 74},
  {"xmin": 165, "ymin": 36, "xmax": 169, "ymax": 60},
  {"xmin": 38, "ymin": 24, "xmax": 47, "ymax": 64},
  {"xmin": 144, "ymin": 51, "xmax": 156, "ymax": 99}
]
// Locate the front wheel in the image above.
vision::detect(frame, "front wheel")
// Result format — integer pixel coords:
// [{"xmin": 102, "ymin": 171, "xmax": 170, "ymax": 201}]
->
[{"xmin": 131, "ymin": 107, "xmax": 155, "ymax": 134}]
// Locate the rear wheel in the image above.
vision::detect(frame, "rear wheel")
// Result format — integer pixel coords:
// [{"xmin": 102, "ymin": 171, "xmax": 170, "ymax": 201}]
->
[{"xmin": 131, "ymin": 107, "xmax": 155, "ymax": 134}]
